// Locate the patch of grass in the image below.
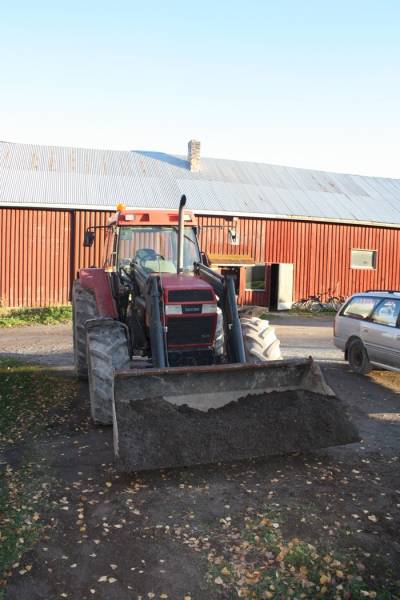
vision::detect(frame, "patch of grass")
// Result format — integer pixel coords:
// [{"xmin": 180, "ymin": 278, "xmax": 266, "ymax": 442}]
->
[
  {"xmin": 0, "ymin": 305, "xmax": 72, "ymax": 328},
  {"xmin": 0, "ymin": 358, "xmax": 77, "ymax": 446},
  {"xmin": 287, "ymin": 308, "xmax": 337, "ymax": 317},
  {"xmin": 208, "ymin": 509, "xmax": 400, "ymax": 599},
  {"xmin": 0, "ymin": 358, "xmax": 75, "ymax": 589}
]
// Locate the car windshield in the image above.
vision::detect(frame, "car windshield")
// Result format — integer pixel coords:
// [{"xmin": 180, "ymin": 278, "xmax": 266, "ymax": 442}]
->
[{"xmin": 117, "ymin": 226, "xmax": 201, "ymax": 273}]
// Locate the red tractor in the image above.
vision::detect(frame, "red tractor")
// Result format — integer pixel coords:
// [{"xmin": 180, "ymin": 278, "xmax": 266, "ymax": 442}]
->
[{"xmin": 72, "ymin": 196, "xmax": 358, "ymax": 471}]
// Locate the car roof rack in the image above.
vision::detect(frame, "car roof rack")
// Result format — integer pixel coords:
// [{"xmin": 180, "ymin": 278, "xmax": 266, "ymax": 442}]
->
[{"xmin": 365, "ymin": 290, "xmax": 400, "ymax": 294}]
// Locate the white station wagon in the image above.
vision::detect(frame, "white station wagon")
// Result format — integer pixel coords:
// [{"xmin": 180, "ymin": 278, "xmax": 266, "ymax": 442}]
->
[{"xmin": 334, "ymin": 290, "xmax": 400, "ymax": 374}]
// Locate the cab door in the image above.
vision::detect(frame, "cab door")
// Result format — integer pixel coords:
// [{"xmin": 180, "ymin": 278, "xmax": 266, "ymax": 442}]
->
[
  {"xmin": 363, "ymin": 299, "xmax": 400, "ymax": 368},
  {"xmin": 102, "ymin": 226, "xmax": 117, "ymax": 270}
]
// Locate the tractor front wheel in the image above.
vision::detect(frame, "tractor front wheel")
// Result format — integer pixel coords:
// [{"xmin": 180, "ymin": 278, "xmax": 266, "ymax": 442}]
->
[{"xmin": 86, "ymin": 319, "xmax": 131, "ymax": 425}]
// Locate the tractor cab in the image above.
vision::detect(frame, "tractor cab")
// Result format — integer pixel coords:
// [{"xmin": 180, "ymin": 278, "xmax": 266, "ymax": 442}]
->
[
  {"xmin": 117, "ymin": 224, "xmax": 201, "ymax": 275},
  {"xmin": 102, "ymin": 206, "xmax": 201, "ymax": 275},
  {"xmin": 83, "ymin": 202, "xmax": 220, "ymax": 366}
]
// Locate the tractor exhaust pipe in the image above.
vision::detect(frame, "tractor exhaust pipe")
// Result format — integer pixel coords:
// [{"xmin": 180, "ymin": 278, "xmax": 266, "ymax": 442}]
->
[{"xmin": 177, "ymin": 194, "xmax": 186, "ymax": 274}]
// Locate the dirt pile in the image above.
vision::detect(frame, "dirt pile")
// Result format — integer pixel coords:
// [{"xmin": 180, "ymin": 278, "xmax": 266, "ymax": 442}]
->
[{"xmin": 116, "ymin": 389, "xmax": 360, "ymax": 471}]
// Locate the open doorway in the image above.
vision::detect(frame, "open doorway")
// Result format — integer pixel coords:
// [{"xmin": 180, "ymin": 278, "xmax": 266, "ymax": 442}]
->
[{"xmin": 269, "ymin": 263, "xmax": 294, "ymax": 310}]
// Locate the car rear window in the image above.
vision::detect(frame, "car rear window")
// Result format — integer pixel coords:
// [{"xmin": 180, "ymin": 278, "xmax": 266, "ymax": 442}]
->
[{"xmin": 342, "ymin": 296, "xmax": 380, "ymax": 319}]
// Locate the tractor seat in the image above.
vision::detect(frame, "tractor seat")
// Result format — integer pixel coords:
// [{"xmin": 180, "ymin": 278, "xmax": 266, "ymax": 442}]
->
[{"xmin": 135, "ymin": 249, "xmax": 176, "ymax": 273}]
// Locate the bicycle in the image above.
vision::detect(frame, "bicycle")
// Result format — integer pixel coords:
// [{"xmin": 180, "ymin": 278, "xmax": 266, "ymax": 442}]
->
[
  {"xmin": 292, "ymin": 288, "xmax": 346, "ymax": 313},
  {"xmin": 320, "ymin": 289, "xmax": 346, "ymax": 312},
  {"xmin": 292, "ymin": 294, "xmax": 324, "ymax": 312}
]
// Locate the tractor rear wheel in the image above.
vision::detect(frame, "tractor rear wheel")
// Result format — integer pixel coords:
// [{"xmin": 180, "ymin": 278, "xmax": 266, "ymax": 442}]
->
[
  {"xmin": 72, "ymin": 280, "xmax": 99, "ymax": 379},
  {"xmin": 86, "ymin": 319, "xmax": 131, "ymax": 425},
  {"xmin": 240, "ymin": 316, "xmax": 282, "ymax": 362}
]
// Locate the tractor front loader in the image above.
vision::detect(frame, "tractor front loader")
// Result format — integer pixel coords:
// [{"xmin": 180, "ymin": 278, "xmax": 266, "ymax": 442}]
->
[{"xmin": 72, "ymin": 196, "xmax": 359, "ymax": 471}]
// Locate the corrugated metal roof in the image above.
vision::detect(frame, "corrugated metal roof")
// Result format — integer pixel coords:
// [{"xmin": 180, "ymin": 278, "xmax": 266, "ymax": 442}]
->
[{"xmin": 1, "ymin": 141, "xmax": 399, "ymax": 227}]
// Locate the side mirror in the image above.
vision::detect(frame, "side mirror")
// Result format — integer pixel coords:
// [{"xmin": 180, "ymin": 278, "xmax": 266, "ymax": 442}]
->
[{"xmin": 83, "ymin": 230, "xmax": 95, "ymax": 247}]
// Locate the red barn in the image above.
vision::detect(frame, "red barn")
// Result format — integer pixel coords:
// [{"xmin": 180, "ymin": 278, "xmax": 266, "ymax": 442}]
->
[{"xmin": 1, "ymin": 140, "xmax": 399, "ymax": 308}]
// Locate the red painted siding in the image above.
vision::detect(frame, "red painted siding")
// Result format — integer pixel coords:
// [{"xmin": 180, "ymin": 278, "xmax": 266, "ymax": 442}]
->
[
  {"xmin": 0, "ymin": 208, "xmax": 71, "ymax": 307},
  {"xmin": 1, "ymin": 207, "xmax": 399, "ymax": 307},
  {"xmin": 197, "ymin": 215, "xmax": 400, "ymax": 304}
]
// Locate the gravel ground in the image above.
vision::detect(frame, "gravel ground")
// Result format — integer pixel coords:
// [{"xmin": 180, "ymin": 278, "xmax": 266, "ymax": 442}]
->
[
  {"xmin": 268, "ymin": 313, "xmax": 342, "ymax": 363},
  {"xmin": 0, "ymin": 323, "xmax": 73, "ymax": 367},
  {"xmin": 0, "ymin": 314, "xmax": 341, "ymax": 367},
  {"xmin": 2, "ymin": 315, "xmax": 400, "ymax": 599}
]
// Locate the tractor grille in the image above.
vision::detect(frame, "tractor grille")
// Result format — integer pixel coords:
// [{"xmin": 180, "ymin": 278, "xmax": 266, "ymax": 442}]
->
[
  {"xmin": 168, "ymin": 289, "xmax": 214, "ymax": 302},
  {"xmin": 167, "ymin": 316, "xmax": 214, "ymax": 346}
]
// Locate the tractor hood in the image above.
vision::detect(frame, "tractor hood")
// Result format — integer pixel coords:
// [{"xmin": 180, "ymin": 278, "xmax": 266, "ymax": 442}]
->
[{"xmin": 159, "ymin": 273, "xmax": 216, "ymax": 304}]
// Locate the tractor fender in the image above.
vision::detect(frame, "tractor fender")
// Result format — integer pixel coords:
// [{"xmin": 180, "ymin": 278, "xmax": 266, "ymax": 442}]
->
[{"xmin": 79, "ymin": 268, "xmax": 118, "ymax": 318}]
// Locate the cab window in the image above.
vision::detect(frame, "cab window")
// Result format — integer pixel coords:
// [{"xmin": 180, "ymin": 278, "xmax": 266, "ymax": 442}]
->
[
  {"xmin": 342, "ymin": 296, "xmax": 380, "ymax": 320},
  {"xmin": 102, "ymin": 227, "xmax": 114, "ymax": 268},
  {"xmin": 371, "ymin": 299, "xmax": 400, "ymax": 328}
]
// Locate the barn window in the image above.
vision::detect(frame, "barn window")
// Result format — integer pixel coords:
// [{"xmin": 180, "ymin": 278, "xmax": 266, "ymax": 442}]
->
[
  {"xmin": 245, "ymin": 265, "xmax": 265, "ymax": 291},
  {"xmin": 350, "ymin": 249, "xmax": 377, "ymax": 270}
]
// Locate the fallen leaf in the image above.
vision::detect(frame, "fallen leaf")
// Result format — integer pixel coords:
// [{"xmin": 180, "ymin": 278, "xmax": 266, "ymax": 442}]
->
[
  {"xmin": 245, "ymin": 571, "xmax": 261, "ymax": 584},
  {"xmin": 336, "ymin": 570, "xmax": 344, "ymax": 578}
]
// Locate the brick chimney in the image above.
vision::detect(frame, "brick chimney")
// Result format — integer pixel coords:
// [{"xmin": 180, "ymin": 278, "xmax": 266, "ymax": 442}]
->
[{"xmin": 188, "ymin": 139, "xmax": 201, "ymax": 172}]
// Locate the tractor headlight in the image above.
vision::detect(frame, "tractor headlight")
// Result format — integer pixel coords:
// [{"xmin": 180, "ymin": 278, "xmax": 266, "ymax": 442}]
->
[
  {"xmin": 165, "ymin": 305, "xmax": 183, "ymax": 315},
  {"xmin": 202, "ymin": 304, "xmax": 217, "ymax": 314}
]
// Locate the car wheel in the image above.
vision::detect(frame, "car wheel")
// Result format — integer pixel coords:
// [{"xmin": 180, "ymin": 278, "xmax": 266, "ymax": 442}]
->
[{"xmin": 347, "ymin": 339, "xmax": 372, "ymax": 374}]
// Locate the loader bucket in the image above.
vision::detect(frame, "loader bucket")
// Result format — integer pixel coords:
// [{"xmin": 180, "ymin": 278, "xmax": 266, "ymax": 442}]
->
[{"xmin": 113, "ymin": 358, "xmax": 359, "ymax": 472}]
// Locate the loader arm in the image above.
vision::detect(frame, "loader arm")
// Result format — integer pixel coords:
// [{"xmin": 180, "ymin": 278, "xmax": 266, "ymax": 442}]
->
[{"xmin": 194, "ymin": 262, "xmax": 246, "ymax": 363}]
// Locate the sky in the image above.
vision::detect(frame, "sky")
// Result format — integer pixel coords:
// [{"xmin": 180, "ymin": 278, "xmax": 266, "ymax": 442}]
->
[{"xmin": 1, "ymin": 0, "xmax": 399, "ymax": 177}]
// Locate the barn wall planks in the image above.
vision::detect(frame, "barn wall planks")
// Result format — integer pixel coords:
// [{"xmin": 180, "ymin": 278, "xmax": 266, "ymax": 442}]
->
[
  {"xmin": 0, "ymin": 208, "xmax": 71, "ymax": 307},
  {"xmin": 1, "ymin": 207, "xmax": 400, "ymax": 307}
]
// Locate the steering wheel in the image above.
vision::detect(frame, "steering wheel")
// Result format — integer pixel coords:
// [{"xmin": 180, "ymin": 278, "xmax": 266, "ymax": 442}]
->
[{"xmin": 135, "ymin": 248, "xmax": 165, "ymax": 269}]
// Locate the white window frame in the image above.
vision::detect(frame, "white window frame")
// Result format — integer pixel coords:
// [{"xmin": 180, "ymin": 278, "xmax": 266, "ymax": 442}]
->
[
  {"xmin": 245, "ymin": 264, "xmax": 266, "ymax": 292},
  {"xmin": 350, "ymin": 248, "xmax": 377, "ymax": 270}
]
